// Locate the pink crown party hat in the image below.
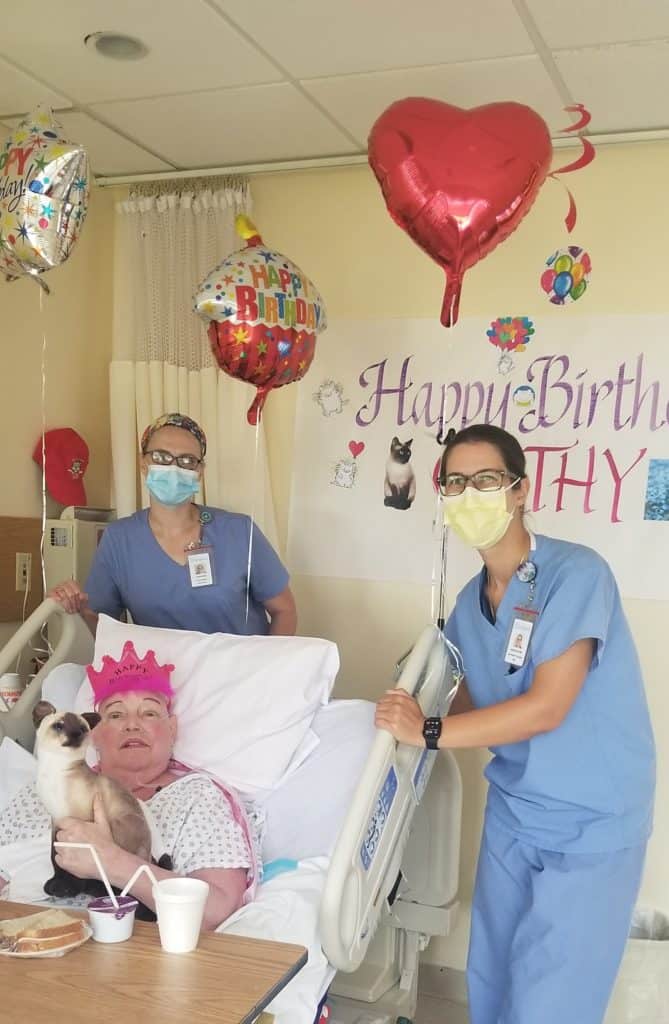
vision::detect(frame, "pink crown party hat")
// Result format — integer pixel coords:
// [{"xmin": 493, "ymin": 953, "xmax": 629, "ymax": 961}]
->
[{"xmin": 86, "ymin": 641, "xmax": 175, "ymax": 708}]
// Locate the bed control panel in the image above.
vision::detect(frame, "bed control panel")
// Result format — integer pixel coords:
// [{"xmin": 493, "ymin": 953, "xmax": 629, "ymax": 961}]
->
[{"xmin": 360, "ymin": 766, "xmax": 398, "ymax": 871}]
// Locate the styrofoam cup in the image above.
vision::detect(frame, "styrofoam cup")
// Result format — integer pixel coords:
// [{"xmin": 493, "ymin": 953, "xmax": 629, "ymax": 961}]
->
[
  {"xmin": 153, "ymin": 878, "xmax": 209, "ymax": 953},
  {"xmin": 88, "ymin": 895, "xmax": 138, "ymax": 942},
  {"xmin": 0, "ymin": 673, "xmax": 23, "ymax": 709}
]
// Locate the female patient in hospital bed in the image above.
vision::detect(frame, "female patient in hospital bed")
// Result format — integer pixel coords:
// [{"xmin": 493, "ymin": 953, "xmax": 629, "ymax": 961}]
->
[{"xmin": 0, "ymin": 642, "xmax": 264, "ymax": 930}]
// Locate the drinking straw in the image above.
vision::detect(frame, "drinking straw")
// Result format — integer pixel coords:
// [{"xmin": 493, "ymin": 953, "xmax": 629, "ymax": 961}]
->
[
  {"xmin": 53, "ymin": 842, "xmax": 119, "ymax": 909},
  {"xmin": 120, "ymin": 863, "xmax": 159, "ymax": 898}
]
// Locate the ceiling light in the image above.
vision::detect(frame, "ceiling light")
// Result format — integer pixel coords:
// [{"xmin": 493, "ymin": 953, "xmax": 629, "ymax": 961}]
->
[{"xmin": 84, "ymin": 32, "xmax": 149, "ymax": 61}]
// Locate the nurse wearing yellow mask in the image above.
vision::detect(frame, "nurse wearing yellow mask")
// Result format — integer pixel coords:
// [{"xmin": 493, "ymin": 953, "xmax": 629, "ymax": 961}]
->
[{"xmin": 375, "ymin": 423, "xmax": 655, "ymax": 1024}]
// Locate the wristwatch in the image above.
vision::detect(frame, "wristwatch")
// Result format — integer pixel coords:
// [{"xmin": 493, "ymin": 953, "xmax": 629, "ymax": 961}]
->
[{"xmin": 422, "ymin": 717, "xmax": 442, "ymax": 750}]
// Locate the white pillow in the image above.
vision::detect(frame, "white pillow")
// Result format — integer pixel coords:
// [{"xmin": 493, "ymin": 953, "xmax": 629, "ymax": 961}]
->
[
  {"xmin": 75, "ymin": 615, "xmax": 340, "ymax": 797},
  {"xmin": 261, "ymin": 700, "xmax": 377, "ymax": 861},
  {"xmin": 41, "ymin": 662, "xmax": 87, "ymax": 710},
  {"xmin": 0, "ymin": 737, "xmax": 37, "ymax": 813}
]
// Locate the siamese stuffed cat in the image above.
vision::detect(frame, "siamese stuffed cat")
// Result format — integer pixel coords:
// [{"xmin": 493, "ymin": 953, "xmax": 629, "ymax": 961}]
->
[{"xmin": 32, "ymin": 701, "xmax": 152, "ymax": 900}]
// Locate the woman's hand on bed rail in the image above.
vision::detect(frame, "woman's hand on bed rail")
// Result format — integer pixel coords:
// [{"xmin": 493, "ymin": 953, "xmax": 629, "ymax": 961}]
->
[
  {"xmin": 48, "ymin": 579, "xmax": 88, "ymax": 614},
  {"xmin": 47, "ymin": 580, "xmax": 98, "ymax": 634},
  {"xmin": 375, "ymin": 689, "xmax": 425, "ymax": 747},
  {"xmin": 375, "ymin": 678, "xmax": 475, "ymax": 747}
]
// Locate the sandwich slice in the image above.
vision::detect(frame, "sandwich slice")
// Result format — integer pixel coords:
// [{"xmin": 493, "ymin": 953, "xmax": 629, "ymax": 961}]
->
[{"xmin": 0, "ymin": 909, "xmax": 87, "ymax": 952}]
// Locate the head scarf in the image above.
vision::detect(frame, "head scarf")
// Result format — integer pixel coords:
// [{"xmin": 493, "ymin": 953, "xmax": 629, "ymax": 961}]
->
[{"xmin": 140, "ymin": 413, "xmax": 207, "ymax": 459}]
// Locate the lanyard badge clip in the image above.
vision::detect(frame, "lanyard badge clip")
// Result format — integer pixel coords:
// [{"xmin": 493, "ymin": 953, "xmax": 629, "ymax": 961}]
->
[{"xmin": 504, "ymin": 559, "xmax": 538, "ymax": 668}]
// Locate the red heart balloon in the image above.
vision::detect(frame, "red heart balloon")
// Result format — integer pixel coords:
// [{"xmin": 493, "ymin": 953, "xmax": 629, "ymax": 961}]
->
[{"xmin": 368, "ymin": 98, "xmax": 552, "ymax": 326}]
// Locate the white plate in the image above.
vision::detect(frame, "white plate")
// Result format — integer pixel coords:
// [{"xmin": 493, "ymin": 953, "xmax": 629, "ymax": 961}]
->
[{"xmin": 0, "ymin": 923, "xmax": 92, "ymax": 958}]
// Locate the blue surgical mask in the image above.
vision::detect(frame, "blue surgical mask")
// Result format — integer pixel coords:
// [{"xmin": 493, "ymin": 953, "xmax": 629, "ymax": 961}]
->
[{"xmin": 145, "ymin": 465, "xmax": 200, "ymax": 506}]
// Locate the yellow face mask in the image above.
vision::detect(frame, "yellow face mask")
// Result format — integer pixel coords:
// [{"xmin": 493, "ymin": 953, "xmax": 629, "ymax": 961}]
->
[{"xmin": 443, "ymin": 484, "xmax": 516, "ymax": 550}]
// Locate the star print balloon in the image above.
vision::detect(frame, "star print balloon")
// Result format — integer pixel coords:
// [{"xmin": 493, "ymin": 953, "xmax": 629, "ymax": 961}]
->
[
  {"xmin": 0, "ymin": 106, "xmax": 89, "ymax": 289},
  {"xmin": 194, "ymin": 215, "xmax": 328, "ymax": 425}
]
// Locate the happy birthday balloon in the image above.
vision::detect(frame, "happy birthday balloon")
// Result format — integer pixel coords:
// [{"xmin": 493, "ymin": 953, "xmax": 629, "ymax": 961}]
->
[
  {"xmin": 194, "ymin": 215, "xmax": 327, "ymax": 425},
  {"xmin": 368, "ymin": 98, "xmax": 552, "ymax": 326},
  {"xmin": 0, "ymin": 106, "xmax": 89, "ymax": 288}
]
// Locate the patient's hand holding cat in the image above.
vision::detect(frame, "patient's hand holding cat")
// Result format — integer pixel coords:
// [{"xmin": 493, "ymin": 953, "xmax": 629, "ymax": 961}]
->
[{"xmin": 32, "ymin": 701, "xmax": 151, "ymax": 899}]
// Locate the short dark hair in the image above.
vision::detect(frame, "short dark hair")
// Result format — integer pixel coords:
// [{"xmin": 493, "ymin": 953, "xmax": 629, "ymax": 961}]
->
[{"xmin": 439, "ymin": 424, "xmax": 526, "ymax": 489}]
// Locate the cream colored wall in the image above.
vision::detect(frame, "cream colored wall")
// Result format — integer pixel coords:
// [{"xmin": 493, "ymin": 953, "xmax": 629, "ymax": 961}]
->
[
  {"xmin": 253, "ymin": 144, "xmax": 669, "ymax": 966},
  {"xmin": 0, "ymin": 180, "xmax": 115, "ymax": 521}
]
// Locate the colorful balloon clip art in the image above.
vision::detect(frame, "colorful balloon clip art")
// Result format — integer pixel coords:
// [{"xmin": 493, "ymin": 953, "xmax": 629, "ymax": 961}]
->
[
  {"xmin": 194, "ymin": 215, "xmax": 328, "ymax": 425},
  {"xmin": 0, "ymin": 106, "xmax": 89, "ymax": 290},
  {"xmin": 487, "ymin": 316, "xmax": 535, "ymax": 373},
  {"xmin": 540, "ymin": 246, "xmax": 591, "ymax": 305}
]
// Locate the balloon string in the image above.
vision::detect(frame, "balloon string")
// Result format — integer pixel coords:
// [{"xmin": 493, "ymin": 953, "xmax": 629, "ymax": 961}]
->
[
  {"xmin": 549, "ymin": 106, "xmax": 595, "ymax": 233},
  {"xmin": 438, "ymin": 520, "xmax": 448, "ymax": 629},
  {"xmin": 549, "ymin": 179, "xmax": 578, "ymax": 232},
  {"xmin": 38, "ymin": 287, "xmax": 53, "ymax": 659},
  {"xmin": 244, "ymin": 414, "xmax": 262, "ymax": 624},
  {"xmin": 430, "ymin": 493, "xmax": 448, "ymax": 629},
  {"xmin": 551, "ymin": 136, "xmax": 596, "ymax": 177},
  {"xmin": 558, "ymin": 103, "xmax": 592, "ymax": 133}
]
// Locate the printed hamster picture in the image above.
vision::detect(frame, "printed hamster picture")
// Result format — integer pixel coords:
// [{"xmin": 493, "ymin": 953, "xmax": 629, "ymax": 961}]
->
[
  {"xmin": 313, "ymin": 379, "xmax": 348, "ymax": 417},
  {"xmin": 332, "ymin": 457, "xmax": 358, "ymax": 489},
  {"xmin": 383, "ymin": 436, "xmax": 416, "ymax": 510}
]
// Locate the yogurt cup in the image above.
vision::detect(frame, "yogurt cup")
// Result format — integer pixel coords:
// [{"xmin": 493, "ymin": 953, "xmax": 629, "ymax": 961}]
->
[{"xmin": 88, "ymin": 895, "xmax": 138, "ymax": 943}]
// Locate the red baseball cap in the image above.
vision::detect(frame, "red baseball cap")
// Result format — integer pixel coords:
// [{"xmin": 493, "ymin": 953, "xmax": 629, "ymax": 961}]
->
[{"xmin": 32, "ymin": 428, "xmax": 89, "ymax": 506}]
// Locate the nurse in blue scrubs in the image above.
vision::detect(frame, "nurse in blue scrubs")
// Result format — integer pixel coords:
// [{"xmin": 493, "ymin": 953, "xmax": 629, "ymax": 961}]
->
[
  {"xmin": 48, "ymin": 413, "xmax": 297, "ymax": 637},
  {"xmin": 375, "ymin": 423, "xmax": 655, "ymax": 1024}
]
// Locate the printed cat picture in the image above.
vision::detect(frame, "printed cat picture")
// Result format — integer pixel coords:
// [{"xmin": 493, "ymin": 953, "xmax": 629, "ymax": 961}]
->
[{"xmin": 384, "ymin": 437, "xmax": 416, "ymax": 510}]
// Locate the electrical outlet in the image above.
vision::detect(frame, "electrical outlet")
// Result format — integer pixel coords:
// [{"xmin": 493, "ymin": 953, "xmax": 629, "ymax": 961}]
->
[{"xmin": 15, "ymin": 552, "xmax": 32, "ymax": 592}]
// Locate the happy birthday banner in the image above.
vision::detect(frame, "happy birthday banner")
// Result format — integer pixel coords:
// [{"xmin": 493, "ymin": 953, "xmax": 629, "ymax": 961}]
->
[{"xmin": 287, "ymin": 315, "xmax": 669, "ymax": 602}]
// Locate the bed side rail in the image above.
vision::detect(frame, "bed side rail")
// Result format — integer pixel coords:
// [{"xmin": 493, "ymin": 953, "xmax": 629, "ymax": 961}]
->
[
  {"xmin": 320, "ymin": 623, "xmax": 458, "ymax": 972},
  {"xmin": 0, "ymin": 599, "xmax": 84, "ymax": 749}
]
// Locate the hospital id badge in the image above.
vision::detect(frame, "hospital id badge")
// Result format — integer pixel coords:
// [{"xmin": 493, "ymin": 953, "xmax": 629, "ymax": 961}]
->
[
  {"xmin": 186, "ymin": 546, "xmax": 215, "ymax": 588},
  {"xmin": 504, "ymin": 606, "xmax": 538, "ymax": 668}
]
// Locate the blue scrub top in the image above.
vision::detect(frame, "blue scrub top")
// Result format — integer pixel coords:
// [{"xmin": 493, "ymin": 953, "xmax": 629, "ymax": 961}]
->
[
  {"xmin": 85, "ymin": 507, "xmax": 289, "ymax": 636},
  {"xmin": 446, "ymin": 534, "xmax": 655, "ymax": 853}
]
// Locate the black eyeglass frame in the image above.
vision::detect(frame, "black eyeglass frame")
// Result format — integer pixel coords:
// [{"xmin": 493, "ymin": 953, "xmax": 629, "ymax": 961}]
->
[
  {"xmin": 144, "ymin": 448, "xmax": 203, "ymax": 471},
  {"xmin": 439, "ymin": 468, "xmax": 520, "ymax": 497}
]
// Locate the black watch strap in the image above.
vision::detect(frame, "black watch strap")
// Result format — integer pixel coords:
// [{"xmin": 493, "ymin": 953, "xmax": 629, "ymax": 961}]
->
[{"xmin": 422, "ymin": 716, "xmax": 442, "ymax": 750}]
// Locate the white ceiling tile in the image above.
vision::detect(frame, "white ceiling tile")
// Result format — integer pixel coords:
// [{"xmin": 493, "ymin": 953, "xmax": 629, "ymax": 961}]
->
[
  {"xmin": 555, "ymin": 41, "xmax": 669, "ymax": 132},
  {"xmin": 90, "ymin": 84, "xmax": 358, "ymax": 167},
  {"xmin": 304, "ymin": 56, "xmax": 567, "ymax": 147},
  {"xmin": 0, "ymin": 55, "xmax": 71, "ymax": 116},
  {"xmin": 214, "ymin": 0, "xmax": 534, "ymax": 78},
  {"xmin": 0, "ymin": 0, "xmax": 282, "ymax": 105},
  {"xmin": 526, "ymin": 0, "xmax": 669, "ymax": 49},
  {"xmin": 0, "ymin": 112, "xmax": 172, "ymax": 175},
  {"xmin": 54, "ymin": 113, "xmax": 174, "ymax": 175}
]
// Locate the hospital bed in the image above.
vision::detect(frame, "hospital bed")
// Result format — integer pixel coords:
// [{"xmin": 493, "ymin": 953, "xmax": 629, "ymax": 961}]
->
[
  {"xmin": 0, "ymin": 602, "xmax": 462, "ymax": 1024},
  {"xmin": 0, "ymin": 599, "xmax": 88, "ymax": 748}
]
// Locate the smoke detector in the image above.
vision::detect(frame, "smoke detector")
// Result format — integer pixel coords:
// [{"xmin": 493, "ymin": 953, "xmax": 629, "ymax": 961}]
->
[{"xmin": 84, "ymin": 32, "xmax": 149, "ymax": 61}]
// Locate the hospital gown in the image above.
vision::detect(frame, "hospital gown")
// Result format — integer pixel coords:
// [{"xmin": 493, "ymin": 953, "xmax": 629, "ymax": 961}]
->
[
  {"xmin": 0, "ymin": 774, "xmax": 264, "ymax": 881},
  {"xmin": 446, "ymin": 534, "xmax": 656, "ymax": 1024}
]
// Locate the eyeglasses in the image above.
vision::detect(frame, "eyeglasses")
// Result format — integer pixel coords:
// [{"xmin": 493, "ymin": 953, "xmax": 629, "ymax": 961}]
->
[
  {"xmin": 439, "ymin": 469, "xmax": 519, "ymax": 497},
  {"xmin": 145, "ymin": 449, "xmax": 202, "ymax": 471}
]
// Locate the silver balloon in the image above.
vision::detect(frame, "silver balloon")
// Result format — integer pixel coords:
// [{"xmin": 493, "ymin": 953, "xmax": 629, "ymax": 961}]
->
[{"xmin": 0, "ymin": 106, "xmax": 89, "ymax": 287}]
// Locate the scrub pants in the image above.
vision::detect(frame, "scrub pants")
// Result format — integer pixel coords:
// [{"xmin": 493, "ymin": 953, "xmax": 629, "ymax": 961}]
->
[{"xmin": 467, "ymin": 816, "xmax": 646, "ymax": 1024}]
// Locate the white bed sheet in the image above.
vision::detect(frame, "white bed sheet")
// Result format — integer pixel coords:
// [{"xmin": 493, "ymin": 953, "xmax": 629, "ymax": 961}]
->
[{"xmin": 220, "ymin": 857, "xmax": 333, "ymax": 1024}]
